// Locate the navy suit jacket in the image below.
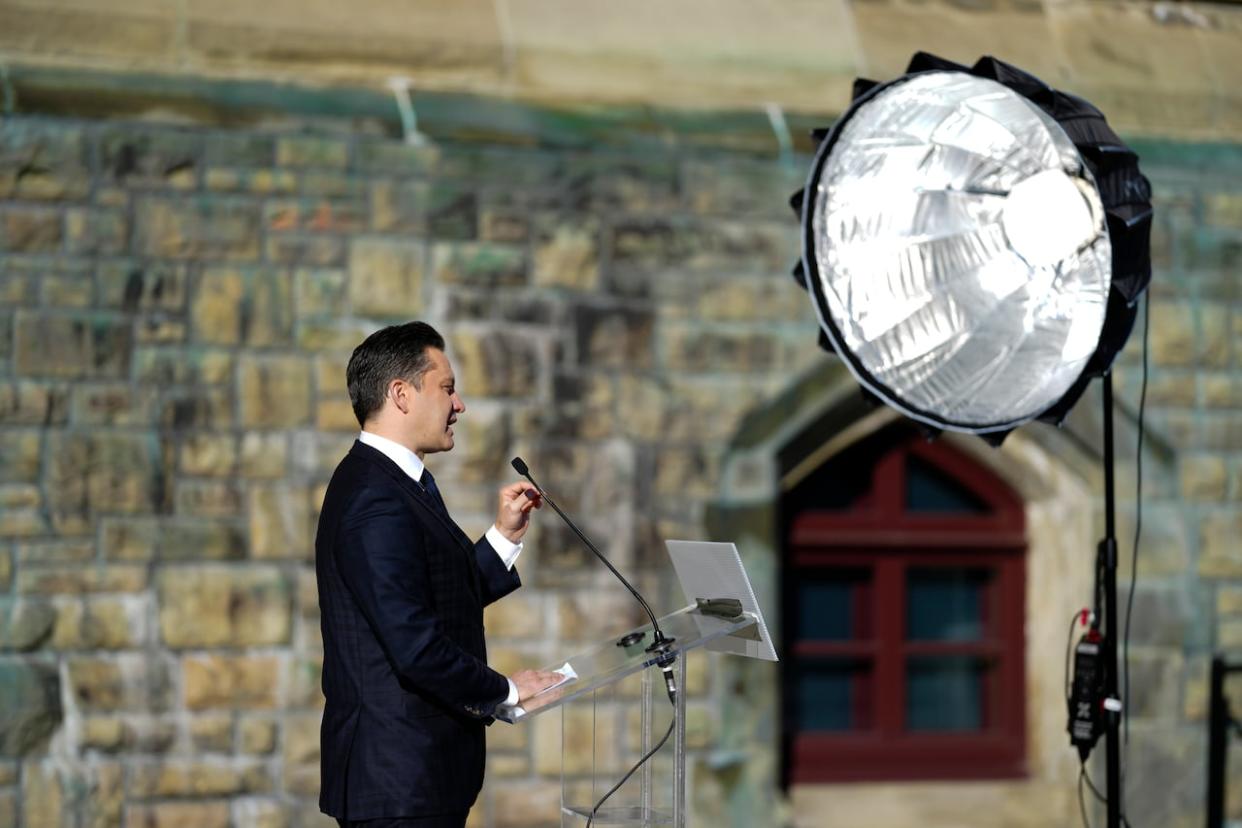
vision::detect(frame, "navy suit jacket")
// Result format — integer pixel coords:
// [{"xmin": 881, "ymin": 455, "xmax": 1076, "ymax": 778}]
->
[{"xmin": 316, "ymin": 441, "xmax": 520, "ymax": 820}]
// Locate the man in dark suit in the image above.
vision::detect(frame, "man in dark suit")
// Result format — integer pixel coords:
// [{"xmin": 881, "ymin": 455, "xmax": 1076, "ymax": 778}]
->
[{"xmin": 316, "ymin": 321, "xmax": 560, "ymax": 828}]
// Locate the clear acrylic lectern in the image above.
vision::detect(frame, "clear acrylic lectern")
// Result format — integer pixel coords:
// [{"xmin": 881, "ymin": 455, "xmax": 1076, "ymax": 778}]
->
[{"xmin": 496, "ymin": 606, "xmax": 758, "ymax": 826}]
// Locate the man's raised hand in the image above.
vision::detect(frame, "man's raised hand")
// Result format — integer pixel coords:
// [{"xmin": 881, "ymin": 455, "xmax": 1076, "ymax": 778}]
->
[{"xmin": 494, "ymin": 481, "xmax": 541, "ymax": 544}]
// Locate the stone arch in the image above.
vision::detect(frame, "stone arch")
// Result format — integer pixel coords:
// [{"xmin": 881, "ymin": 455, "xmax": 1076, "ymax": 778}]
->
[{"xmin": 700, "ymin": 359, "xmax": 1105, "ymax": 827}]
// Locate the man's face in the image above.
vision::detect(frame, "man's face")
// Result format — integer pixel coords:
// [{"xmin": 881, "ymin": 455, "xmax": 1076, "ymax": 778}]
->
[{"xmin": 405, "ymin": 348, "xmax": 465, "ymax": 456}]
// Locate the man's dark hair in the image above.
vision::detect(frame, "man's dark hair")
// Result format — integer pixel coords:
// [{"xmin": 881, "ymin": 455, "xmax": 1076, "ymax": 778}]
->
[{"xmin": 346, "ymin": 321, "xmax": 446, "ymax": 427}]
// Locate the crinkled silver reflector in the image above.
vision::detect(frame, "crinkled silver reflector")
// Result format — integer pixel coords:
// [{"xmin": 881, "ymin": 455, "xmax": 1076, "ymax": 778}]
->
[{"xmin": 806, "ymin": 71, "xmax": 1112, "ymax": 433}]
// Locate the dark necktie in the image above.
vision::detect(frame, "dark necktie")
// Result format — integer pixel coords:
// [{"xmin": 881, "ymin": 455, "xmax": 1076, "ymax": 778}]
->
[{"xmin": 420, "ymin": 469, "xmax": 449, "ymax": 516}]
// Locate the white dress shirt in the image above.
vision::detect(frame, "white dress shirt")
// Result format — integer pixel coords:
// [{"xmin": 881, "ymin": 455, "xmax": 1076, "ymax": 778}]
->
[{"xmin": 358, "ymin": 430, "xmax": 521, "ymax": 706}]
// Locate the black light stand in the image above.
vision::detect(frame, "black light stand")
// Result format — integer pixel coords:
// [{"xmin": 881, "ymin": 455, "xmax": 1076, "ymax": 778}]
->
[
  {"xmin": 1100, "ymin": 373, "xmax": 1123, "ymax": 828},
  {"xmin": 1206, "ymin": 656, "xmax": 1242, "ymax": 827}
]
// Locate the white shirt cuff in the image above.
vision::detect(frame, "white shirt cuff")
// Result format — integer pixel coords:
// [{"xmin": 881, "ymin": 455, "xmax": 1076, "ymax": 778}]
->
[
  {"xmin": 485, "ymin": 525, "xmax": 523, "ymax": 570},
  {"xmin": 505, "ymin": 678, "xmax": 519, "ymax": 706}
]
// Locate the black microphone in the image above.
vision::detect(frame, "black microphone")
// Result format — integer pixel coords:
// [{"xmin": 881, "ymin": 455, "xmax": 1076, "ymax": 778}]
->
[{"xmin": 511, "ymin": 456, "xmax": 676, "ymax": 671}]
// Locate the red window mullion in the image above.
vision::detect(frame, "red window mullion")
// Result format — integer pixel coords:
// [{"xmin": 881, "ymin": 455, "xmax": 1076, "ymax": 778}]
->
[{"xmin": 874, "ymin": 555, "xmax": 905, "ymax": 736}]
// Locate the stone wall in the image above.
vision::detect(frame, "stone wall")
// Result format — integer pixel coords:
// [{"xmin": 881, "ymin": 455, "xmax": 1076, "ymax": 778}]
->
[
  {"xmin": 0, "ymin": 103, "xmax": 1239, "ymax": 828},
  {"xmin": 4, "ymin": 0, "xmax": 1242, "ymax": 140}
]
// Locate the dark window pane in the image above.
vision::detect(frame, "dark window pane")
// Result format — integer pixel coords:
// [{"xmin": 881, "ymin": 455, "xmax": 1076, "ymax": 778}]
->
[
  {"xmin": 907, "ymin": 567, "xmax": 990, "ymax": 641},
  {"xmin": 906, "ymin": 454, "xmax": 989, "ymax": 514},
  {"xmin": 795, "ymin": 660, "xmax": 873, "ymax": 732},
  {"xmin": 906, "ymin": 657, "xmax": 985, "ymax": 731},
  {"xmin": 798, "ymin": 569, "xmax": 871, "ymax": 641}
]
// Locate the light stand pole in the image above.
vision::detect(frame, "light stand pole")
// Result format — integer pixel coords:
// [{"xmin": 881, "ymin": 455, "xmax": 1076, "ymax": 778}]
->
[{"xmin": 1100, "ymin": 373, "xmax": 1123, "ymax": 828}]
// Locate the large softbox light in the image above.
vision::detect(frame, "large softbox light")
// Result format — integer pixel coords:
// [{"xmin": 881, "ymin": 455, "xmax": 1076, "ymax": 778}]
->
[{"xmin": 790, "ymin": 52, "xmax": 1153, "ymax": 442}]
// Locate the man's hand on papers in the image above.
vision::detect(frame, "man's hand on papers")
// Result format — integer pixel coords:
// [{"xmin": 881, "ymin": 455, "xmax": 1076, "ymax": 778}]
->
[{"xmin": 510, "ymin": 668, "xmax": 564, "ymax": 702}]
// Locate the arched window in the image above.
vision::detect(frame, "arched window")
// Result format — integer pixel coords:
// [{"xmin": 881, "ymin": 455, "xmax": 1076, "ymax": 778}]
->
[{"xmin": 780, "ymin": 424, "xmax": 1026, "ymax": 783}]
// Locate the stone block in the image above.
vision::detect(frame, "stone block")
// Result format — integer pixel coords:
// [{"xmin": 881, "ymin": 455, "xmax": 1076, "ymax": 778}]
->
[
  {"xmin": 134, "ymin": 196, "xmax": 260, "ymax": 261},
  {"xmin": 0, "ymin": 122, "xmax": 90, "ymax": 201},
  {"xmin": 67, "ymin": 655, "xmax": 173, "ymax": 713},
  {"xmin": 98, "ymin": 261, "xmax": 188, "ymax": 314},
  {"xmin": 238, "ymin": 354, "xmax": 311, "ymax": 428},
  {"xmin": 190, "ymin": 714, "xmax": 234, "ymax": 753},
  {"xmin": 490, "ymin": 781, "xmax": 562, "ymax": 828},
  {"xmin": 1200, "ymin": 512, "xmax": 1242, "ymax": 578},
  {"xmin": 450, "ymin": 330, "xmax": 541, "ymax": 399},
  {"xmin": 240, "ymin": 717, "xmax": 277, "ymax": 754},
  {"xmin": 64, "ymin": 207, "xmax": 127, "ymax": 256},
  {"xmin": 276, "ymin": 136, "xmax": 349, "ymax": 168},
  {"xmin": 431, "ymin": 241, "xmax": 527, "ymax": 288},
  {"xmin": 533, "ymin": 218, "xmax": 600, "ymax": 290},
  {"xmin": 204, "ymin": 135, "xmax": 275, "ymax": 168},
  {"xmin": 124, "ymin": 802, "xmax": 230, "ymax": 828},
  {"xmin": 294, "ymin": 268, "xmax": 348, "ymax": 320},
  {"xmin": 50, "ymin": 596, "xmax": 147, "ymax": 650},
  {"xmin": 0, "ymin": 381, "xmax": 69, "ymax": 425},
  {"xmin": 159, "ymin": 567, "xmax": 292, "ymax": 648},
  {"xmin": 265, "ymin": 234, "xmax": 346, "ymax": 267},
  {"xmin": 101, "ymin": 518, "xmax": 157, "ymax": 561},
  {"xmin": 653, "ymin": 446, "xmax": 720, "ymax": 500},
  {"xmin": 183, "ymin": 655, "xmax": 281, "ymax": 710},
  {"xmin": 296, "ymin": 320, "xmax": 377, "ymax": 352},
  {"xmin": 574, "ymin": 304, "xmax": 654, "ymax": 369},
  {"xmin": 1181, "ymin": 455, "xmax": 1228, "ymax": 501},
  {"xmin": 157, "ymin": 520, "xmax": 246, "ymax": 562},
  {"xmin": 348, "ymin": 237, "xmax": 426, "ymax": 317},
  {"xmin": 21, "ymin": 761, "xmax": 63, "ymax": 826},
  {"xmin": 0, "ymin": 601, "xmax": 56, "ymax": 652},
  {"xmin": 265, "ymin": 197, "xmax": 365, "ymax": 234},
  {"xmin": 16, "ymin": 538, "xmax": 93, "ymax": 565},
  {"xmin": 133, "ymin": 347, "xmax": 233, "ymax": 386},
  {"xmin": 0, "ymin": 488, "xmax": 47, "ymax": 538},
  {"xmin": 286, "ymin": 657, "xmax": 324, "ymax": 709},
  {"xmin": 82, "ymin": 715, "xmax": 176, "ymax": 753},
  {"xmin": 192, "ymin": 266, "xmax": 294, "ymax": 346},
  {"xmin": 41, "ymin": 262, "xmax": 94, "ymax": 308},
  {"xmin": 282, "ymin": 712, "xmax": 321, "ymax": 795},
  {"xmin": 160, "ymin": 384, "xmax": 242, "ymax": 431},
  {"xmin": 45, "ymin": 431, "xmax": 159, "ymax": 530},
  {"xmin": 174, "ymin": 479, "xmax": 244, "ymax": 518},
  {"xmin": 71, "ymin": 383, "xmax": 160, "ymax": 427},
  {"xmin": 249, "ymin": 484, "xmax": 313, "ymax": 560},
  {"xmin": 232, "ymin": 798, "xmax": 290, "ymax": 828},
  {"xmin": 0, "ymin": 660, "xmax": 62, "ymax": 756},
  {"xmin": 209, "ymin": 167, "xmax": 300, "ymax": 194},
  {"xmin": 179, "ymin": 433, "xmax": 238, "ymax": 477},
  {"xmin": 240, "ymin": 432, "xmax": 289, "ymax": 479},
  {"xmin": 0, "ymin": 206, "xmax": 62, "ymax": 253},
  {"xmin": 0, "ymin": 429, "xmax": 40, "ymax": 483},
  {"xmin": 1148, "ymin": 300, "xmax": 1197, "ymax": 367},
  {"xmin": 1220, "ymin": 618, "xmax": 1242, "ymax": 649},
  {"xmin": 663, "ymin": 325, "xmax": 780, "ymax": 374},
  {"xmin": 1203, "ymin": 373, "xmax": 1242, "ymax": 408},
  {"xmin": 14, "ymin": 311, "xmax": 132, "ymax": 379},
  {"xmin": 608, "ymin": 217, "xmax": 793, "ymax": 295},
  {"xmin": 130, "ymin": 759, "xmax": 272, "ymax": 797},
  {"xmin": 17, "ymin": 565, "xmax": 147, "ymax": 596},
  {"xmin": 317, "ymin": 397, "xmax": 358, "ymax": 432},
  {"xmin": 1201, "ymin": 304, "xmax": 1230, "ymax": 368},
  {"xmin": 100, "ymin": 128, "xmax": 200, "ymax": 189},
  {"xmin": 483, "ymin": 592, "xmax": 545, "ymax": 639},
  {"xmin": 487, "ymin": 754, "xmax": 530, "ymax": 777}
]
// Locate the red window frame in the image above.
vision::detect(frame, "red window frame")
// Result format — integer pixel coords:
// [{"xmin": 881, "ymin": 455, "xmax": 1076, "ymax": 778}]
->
[{"xmin": 785, "ymin": 436, "xmax": 1027, "ymax": 784}]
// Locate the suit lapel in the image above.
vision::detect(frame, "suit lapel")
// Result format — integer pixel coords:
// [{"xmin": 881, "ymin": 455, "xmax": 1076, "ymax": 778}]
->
[{"xmin": 349, "ymin": 442, "xmax": 482, "ymax": 598}]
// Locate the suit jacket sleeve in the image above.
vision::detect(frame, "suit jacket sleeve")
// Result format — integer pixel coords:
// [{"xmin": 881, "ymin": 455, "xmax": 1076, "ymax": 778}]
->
[
  {"xmin": 474, "ymin": 537, "xmax": 521, "ymax": 608},
  {"xmin": 335, "ymin": 485, "xmax": 510, "ymax": 716}
]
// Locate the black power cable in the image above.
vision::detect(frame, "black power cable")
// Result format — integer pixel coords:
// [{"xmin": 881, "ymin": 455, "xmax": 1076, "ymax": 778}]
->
[
  {"xmin": 1120, "ymin": 292, "xmax": 1150, "ymax": 824},
  {"xmin": 585, "ymin": 715, "xmax": 677, "ymax": 827}
]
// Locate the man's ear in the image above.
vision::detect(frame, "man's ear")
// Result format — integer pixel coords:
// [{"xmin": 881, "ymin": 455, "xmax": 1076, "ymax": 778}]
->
[{"xmin": 388, "ymin": 379, "xmax": 410, "ymax": 415}]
